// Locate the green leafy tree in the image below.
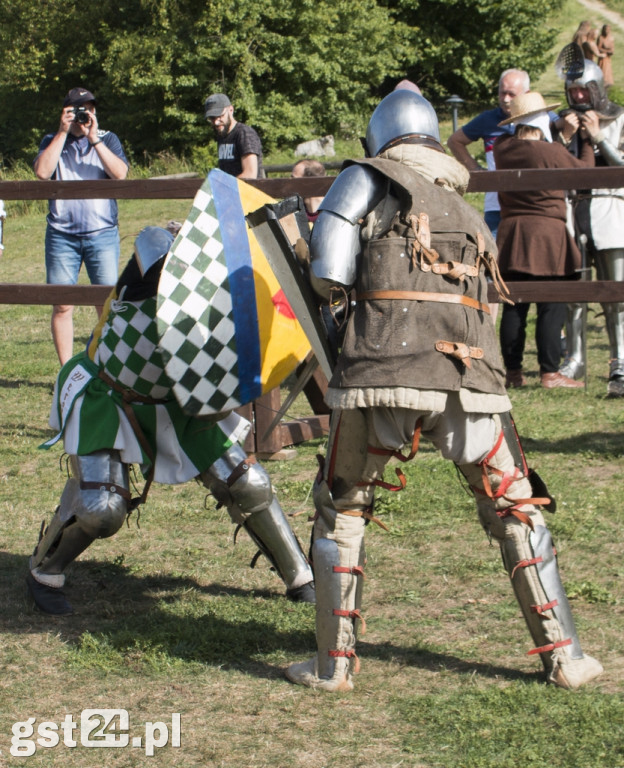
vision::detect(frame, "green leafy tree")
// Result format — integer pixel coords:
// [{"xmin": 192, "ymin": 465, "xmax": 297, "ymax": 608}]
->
[
  {"xmin": 0, "ymin": 0, "xmax": 563, "ymax": 166},
  {"xmin": 384, "ymin": 0, "xmax": 564, "ymax": 106},
  {"xmin": 0, "ymin": 0, "xmax": 403, "ymax": 164}
]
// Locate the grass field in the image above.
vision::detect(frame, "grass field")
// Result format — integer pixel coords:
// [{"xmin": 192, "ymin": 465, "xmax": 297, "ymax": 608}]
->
[
  {"xmin": 1, "ymin": 2, "xmax": 624, "ymax": 766},
  {"xmin": 1, "ymin": 204, "xmax": 623, "ymax": 768}
]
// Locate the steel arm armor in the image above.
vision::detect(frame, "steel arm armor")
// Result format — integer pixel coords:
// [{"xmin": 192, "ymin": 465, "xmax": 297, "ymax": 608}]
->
[
  {"xmin": 309, "ymin": 164, "xmax": 386, "ymax": 300},
  {"xmin": 595, "ymin": 134, "xmax": 624, "ymax": 166}
]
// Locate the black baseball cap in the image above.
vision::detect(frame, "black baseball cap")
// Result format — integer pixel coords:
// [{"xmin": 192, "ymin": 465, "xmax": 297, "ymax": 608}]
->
[
  {"xmin": 204, "ymin": 93, "xmax": 231, "ymax": 118},
  {"xmin": 63, "ymin": 87, "xmax": 97, "ymax": 107}
]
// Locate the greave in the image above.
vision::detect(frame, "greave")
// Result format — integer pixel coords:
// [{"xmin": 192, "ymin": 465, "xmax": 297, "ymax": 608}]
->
[
  {"xmin": 560, "ymin": 303, "xmax": 585, "ymax": 378},
  {"xmin": 595, "ymin": 248, "xmax": 624, "ymax": 383},
  {"xmin": 500, "ymin": 520, "xmax": 603, "ymax": 689},
  {"xmin": 286, "ymin": 508, "xmax": 366, "ymax": 691},
  {"xmin": 200, "ymin": 446, "xmax": 314, "ymax": 599},
  {"xmin": 461, "ymin": 415, "xmax": 602, "ymax": 689},
  {"xmin": 243, "ymin": 498, "xmax": 314, "ymax": 591}
]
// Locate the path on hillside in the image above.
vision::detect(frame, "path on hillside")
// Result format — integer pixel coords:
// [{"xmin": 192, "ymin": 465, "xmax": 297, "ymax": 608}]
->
[{"xmin": 576, "ymin": 0, "xmax": 624, "ymax": 31}]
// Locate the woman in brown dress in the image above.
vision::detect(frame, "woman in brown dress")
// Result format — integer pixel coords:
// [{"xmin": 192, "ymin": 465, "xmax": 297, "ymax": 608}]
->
[{"xmin": 493, "ymin": 92, "xmax": 595, "ymax": 389}]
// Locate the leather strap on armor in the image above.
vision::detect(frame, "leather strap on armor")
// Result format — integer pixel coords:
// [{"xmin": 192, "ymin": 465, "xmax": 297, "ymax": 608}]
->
[
  {"xmin": 336, "ymin": 507, "xmax": 389, "ymax": 531},
  {"xmin": 356, "ymin": 289, "xmax": 491, "ymax": 314},
  {"xmin": 98, "ymin": 370, "xmax": 164, "ymax": 509},
  {"xmin": 227, "ymin": 456, "xmax": 257, "ymax": 486},
  {"xmin": 432, "ymin": 261, "xmax": 479, "ymax": 279},
  {"xmin": 435, "ymin": 341, "xmax": 484, "ymax": 368},
  {"xmin": 79, "ymin": 481, "xmax": 132, "ymax": 500}
]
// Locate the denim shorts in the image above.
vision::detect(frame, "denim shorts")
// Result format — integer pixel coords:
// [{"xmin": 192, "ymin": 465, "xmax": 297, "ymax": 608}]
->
[{"xmin": 45, "ymin": 226, "xmax": 120, "ymax": 286}]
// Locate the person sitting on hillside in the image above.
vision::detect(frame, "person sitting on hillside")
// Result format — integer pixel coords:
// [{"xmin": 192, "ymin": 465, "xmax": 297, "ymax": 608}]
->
[
  {"xmin": 572, "ymin": 20, "xmax": 591, "ymax": 48},
  {"xmin": 583, "ymin": 28, "xmax": 606, "ymax": 64}
]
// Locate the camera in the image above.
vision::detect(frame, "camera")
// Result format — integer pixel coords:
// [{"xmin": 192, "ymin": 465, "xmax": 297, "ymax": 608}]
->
[{"xmin": 72, "ymin": 106, "xmax": 91, "ymax": 125}]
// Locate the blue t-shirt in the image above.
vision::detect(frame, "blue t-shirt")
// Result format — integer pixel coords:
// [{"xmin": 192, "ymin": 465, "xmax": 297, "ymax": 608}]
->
[
  {"xmin": 35, "ymin": 131, "xmax": 129, "ymax": 236},
  {"xmin": 461, "ymin": 107, "xmax": 558, "ymax": 213},
  {"xmin": 461, "ymin": 107, "xmax": 513, "ymax": 213}
]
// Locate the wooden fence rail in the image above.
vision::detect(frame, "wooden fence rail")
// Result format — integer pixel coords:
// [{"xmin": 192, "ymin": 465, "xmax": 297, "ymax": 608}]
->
[{"xmin": 2, "ymin": 167, "xmax": 623, "ymax": 455}]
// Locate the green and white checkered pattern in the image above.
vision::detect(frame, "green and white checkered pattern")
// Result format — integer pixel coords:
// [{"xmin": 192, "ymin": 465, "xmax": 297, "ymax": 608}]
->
[
  {"xmin": 157, "ymin": 185, "xmax": 241, "ymax": 416},
  {"xmin": 95, "ymin": 296, "xmax": 172, "ymax": 399}
]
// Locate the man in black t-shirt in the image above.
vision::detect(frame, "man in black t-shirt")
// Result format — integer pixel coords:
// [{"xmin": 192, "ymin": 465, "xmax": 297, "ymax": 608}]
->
[{"xmin": 204, "ymin": 93, "xmax": 264, "ymax": 179}]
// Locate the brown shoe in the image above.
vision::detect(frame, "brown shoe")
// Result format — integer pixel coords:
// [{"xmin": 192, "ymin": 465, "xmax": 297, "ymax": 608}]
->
[
  {"xmin": 505, "ymin": 369, "xmax": 526, "ymax": 388},
  {"xmin": 541, "ymin": 372, "xmax": 584, "ymax": 389}
]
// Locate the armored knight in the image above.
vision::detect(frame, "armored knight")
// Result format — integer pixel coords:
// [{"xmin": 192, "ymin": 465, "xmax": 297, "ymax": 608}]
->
[
  {"xmin": 556, "ymin": 55, "xmax": 624, "ymax": 395},
  {"xmin": 27, "ymin": 226, "xmax": 315, "ymax": 615},
  {"xmin": 285, "ymin": 89, "xmax": 603, "ymax": 691}
]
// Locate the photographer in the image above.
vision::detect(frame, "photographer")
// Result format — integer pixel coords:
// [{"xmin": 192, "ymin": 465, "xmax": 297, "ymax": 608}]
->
[{"xmin": 34, "ymin": 87, "xmax": 129, "ymax": 366}]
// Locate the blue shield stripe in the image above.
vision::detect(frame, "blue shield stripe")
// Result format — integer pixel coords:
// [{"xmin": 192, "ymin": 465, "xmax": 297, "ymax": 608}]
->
[{"xmin": 209, "ymin": 170, "xmax": 262, "ymax": 404}]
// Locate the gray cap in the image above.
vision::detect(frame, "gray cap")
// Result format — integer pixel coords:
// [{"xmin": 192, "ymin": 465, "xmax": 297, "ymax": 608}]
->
[{"xmin": 204, "ymin": 93, "xmax": 231, "ymax": 118}]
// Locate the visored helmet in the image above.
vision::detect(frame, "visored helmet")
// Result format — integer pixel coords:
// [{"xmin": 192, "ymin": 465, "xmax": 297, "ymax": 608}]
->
[
  {"xmin": 565, "ymin": 58, "xmax": 610, "ymax": 113},
  {"xmin": 365, "ymin": 90, "xmax": 443, "ymax": 157},
  {"xmin": 556, "ymin": 44, "xmax": 620, "ymax": 118}
]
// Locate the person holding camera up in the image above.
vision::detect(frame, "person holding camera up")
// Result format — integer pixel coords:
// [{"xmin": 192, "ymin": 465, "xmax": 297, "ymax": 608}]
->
[{"xmin": 34, "ymin": 87, "xmax": 129, "ymax": 366}]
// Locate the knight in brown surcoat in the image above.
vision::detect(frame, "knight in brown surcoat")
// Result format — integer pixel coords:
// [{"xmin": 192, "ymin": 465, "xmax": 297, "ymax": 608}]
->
[{"xmin": 285, "ymin": 89, "xmax": 603, "ymax": 692}]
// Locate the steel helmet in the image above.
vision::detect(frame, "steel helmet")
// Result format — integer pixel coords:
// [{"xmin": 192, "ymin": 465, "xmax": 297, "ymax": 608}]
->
[
  {"xmin": 565, "ymin": 58, "xmax": 611, "ymax": 113},
  {"xmin": 134, "ymin": 226, "xmax": 175, "ymax": 276},
  {"xmin": 365, "ymin": 90, "xmax": 443, "ymax": 157}
]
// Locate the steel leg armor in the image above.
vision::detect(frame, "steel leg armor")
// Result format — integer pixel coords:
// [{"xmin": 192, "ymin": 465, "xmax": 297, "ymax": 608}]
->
[
  {"xmin": 287, "ymin": 409, "xmax": 602, "ymax": 691},
  {"xmin": 286, "ymin": 479, "xmax": 366, "ymax": 691},
  {"xmin": 27, "ymin": 451, "xmax": 130, "ymax": 615},
  {"xmin": 562, "ymin": 247, "xmax": 624, "ymax": 394},
  {"xmin": 459, "ymin": 414, "xmax": 603, "ymax": 689},
  {"xmin": 200, "ymin": 443, "xmax": 315, "ymax": 603}
]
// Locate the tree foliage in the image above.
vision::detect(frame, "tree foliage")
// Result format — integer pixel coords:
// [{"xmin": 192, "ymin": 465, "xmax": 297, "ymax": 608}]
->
[
  {"xmin": 0, "ymin": 0, "xmax": 562, "ymax": 166},
  {"xmin": 384, "ymin": 0, "xmax": 564, "ymax": 105}
]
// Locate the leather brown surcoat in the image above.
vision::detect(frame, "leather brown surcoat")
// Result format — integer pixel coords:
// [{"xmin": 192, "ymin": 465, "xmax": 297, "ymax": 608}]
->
[{"xmin": 330, "ymin": 158, "xmax": 507, "ymax": 396}]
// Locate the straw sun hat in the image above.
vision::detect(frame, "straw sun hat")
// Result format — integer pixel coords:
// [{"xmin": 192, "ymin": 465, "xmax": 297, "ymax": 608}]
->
[{"xmin": 498, "ymin": 91, "xmax": 560, "ymax": 126}]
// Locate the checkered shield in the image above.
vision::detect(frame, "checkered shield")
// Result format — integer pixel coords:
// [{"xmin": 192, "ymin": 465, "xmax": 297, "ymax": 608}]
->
[{"xmin": 156, "ymin": 169, "xmax": 311, "ymax": 416}]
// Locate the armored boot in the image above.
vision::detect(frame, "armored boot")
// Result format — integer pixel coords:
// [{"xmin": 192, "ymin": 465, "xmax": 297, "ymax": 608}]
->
[
  {"xmin": 28, "ymin": 451, "xmax": 130, "ymax": 615},
  {"xmin": 286, "ymin": 486, "xmax": 366, "ymax": 691}
]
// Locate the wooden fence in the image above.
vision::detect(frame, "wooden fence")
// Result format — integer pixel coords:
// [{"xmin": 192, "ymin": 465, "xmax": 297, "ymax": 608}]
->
[{"xmin": 2, "ymin": 166, "xmax": 624, "ymax": 455}]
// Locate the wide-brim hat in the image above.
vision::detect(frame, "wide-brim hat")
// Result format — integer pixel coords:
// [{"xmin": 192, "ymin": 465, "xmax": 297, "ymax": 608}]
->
[{"xmin": 498, "ymin": 91, "xmax": 560, "ymax": 126}]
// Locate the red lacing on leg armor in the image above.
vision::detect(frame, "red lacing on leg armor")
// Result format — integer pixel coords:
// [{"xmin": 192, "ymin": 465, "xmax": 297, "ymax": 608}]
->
[
  {"xmin": 510, "ymin": 556, "xmax": 543, "ymax": 579},
  {"xmin": 528, "ymin": 638, "xmax": 572, "ymax": 656},
  {"xmin": 333, "ymin": 565, "xmax": 365, "ymax": 578},
  {"xmin": 358, "ymin": 468, "xmax": 406, "ymax": 492},
  {"xmin": 497, "ymin": 506, "xmax": 535, "ymax": 531},
  {"xmin": 329, "ymin": 648, "xmax": 360, "ymax": 673},
  {"xmin": 531, "ymin": 600, "xmax": 559, "ymax": 615},
  {"xmin": 474, "ymin": 430, "xmax": 551, "ymax": 509},
  {"xmin": 367, "ymin": 418, "xmax": 422, "ymax": 464},
  {"xmin": 333, "ymin": 608, "xmax": 367, "ymax": 634},
  {"xmin": 356, "ymin": 418, "xmax": 422, "ymax": 493}
]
